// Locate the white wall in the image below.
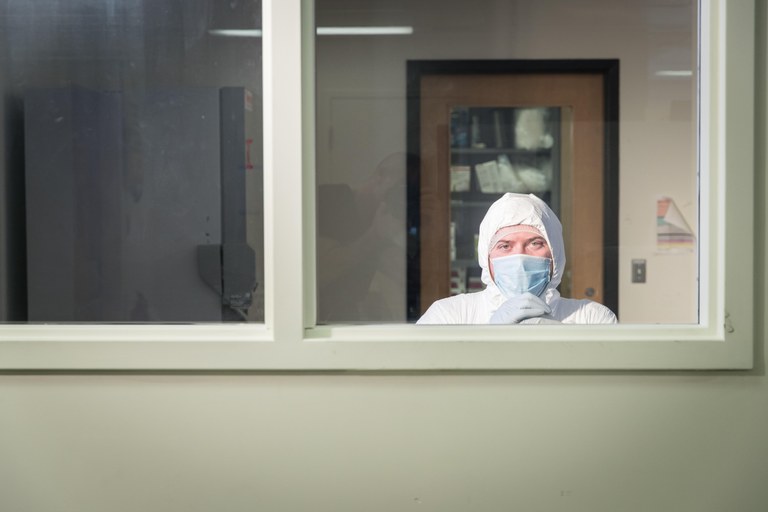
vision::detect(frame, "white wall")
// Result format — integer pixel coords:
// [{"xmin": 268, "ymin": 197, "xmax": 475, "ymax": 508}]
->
[{"xmin": 1, "ymin": 368, "xmax": 767, "ymax": 511}]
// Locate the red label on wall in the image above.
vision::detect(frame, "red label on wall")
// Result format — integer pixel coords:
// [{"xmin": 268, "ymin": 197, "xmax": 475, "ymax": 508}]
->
[{"xmin": 245, "ymin": 90, "xmax": 253, "ymax": 112}]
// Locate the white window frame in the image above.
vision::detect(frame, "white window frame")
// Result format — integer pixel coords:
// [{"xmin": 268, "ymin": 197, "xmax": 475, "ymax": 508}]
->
[{"xmin": 0, "ymin": 0, "xmax": 754, "ymax": 371}]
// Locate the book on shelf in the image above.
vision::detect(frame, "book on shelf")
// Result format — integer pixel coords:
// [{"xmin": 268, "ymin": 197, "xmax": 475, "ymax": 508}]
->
[{"xmin": 450, "ymin": 165, "xmax": 471, "ymax": 192}]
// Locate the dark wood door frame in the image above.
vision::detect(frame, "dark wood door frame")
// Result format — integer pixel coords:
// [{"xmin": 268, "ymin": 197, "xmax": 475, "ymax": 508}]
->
[{"xmin": 406, "ymin": 59, "xmax": 619, "ymax": 321}]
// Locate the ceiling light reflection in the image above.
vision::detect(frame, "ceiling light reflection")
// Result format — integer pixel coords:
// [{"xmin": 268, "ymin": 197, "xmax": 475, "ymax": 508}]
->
[
  {"xmin": 655, "ymin": 70, "xmax": 693, "ymax": 77},
  {"xmin": 208, "ymin": 26, "xmax": 413, "ymax": 38}
]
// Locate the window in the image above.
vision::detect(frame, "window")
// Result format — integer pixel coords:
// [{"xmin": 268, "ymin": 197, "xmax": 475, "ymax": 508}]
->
[
  {"xmin": 1, "ymin": 0, "xmax": 265, "ymax": 324},
  {"xmin": 315, "ymin": 0, "xmax": 697, "ymax": 325},
  {"xmin": 0, "ymin": 0, "xmax": 754, "ymax": 370}
]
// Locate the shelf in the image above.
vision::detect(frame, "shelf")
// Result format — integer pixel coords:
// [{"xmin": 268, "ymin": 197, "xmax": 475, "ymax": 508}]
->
[
  {"xmin": 450, "ymin": 147, "xmax": 552, "ymax": 156},
  {"xmin": 450, "ymin": 189, "xmax": 505, "ymax": 202}
]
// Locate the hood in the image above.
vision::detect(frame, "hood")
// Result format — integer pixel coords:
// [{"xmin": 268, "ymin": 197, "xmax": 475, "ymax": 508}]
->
[{"xmin": 477, "ymin": 193, "xmax": 565, "ymax": 298}]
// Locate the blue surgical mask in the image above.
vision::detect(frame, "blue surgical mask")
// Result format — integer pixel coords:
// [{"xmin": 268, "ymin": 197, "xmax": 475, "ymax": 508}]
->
[{"xmin": 491, "ymin": 254, "xmax": 552, "ymax": 299}]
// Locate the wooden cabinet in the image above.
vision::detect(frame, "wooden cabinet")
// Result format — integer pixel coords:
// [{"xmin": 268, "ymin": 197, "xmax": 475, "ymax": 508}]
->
[{"xmin": 406, "ymin": 60, "xmax": 619, "ymax": 321}]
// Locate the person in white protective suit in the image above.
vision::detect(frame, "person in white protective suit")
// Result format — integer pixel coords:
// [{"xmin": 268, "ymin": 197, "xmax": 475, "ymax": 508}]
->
[{"xmin": 417, "ymin": 192, "xmax": 617, "ymax": 324}]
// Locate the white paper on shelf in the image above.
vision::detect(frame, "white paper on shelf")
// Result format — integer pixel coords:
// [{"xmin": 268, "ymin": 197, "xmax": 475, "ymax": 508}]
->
[
  {"xmin": 475, "ymin": 160, "xmax": 500, "ymax": 193},
  {"xmin": 450, "ymin": 165, "xmax": 471, "ymax": 192},
  {"xmin": 450, "ymin": 221, "xmax": 457, "ymax": 261},
  {"xmin": 450, "ymin": 266, "xmax": 467, "ymax": 295},
  {"xmin": 514, "ymin": 108, "xmax": 551, "ymax": 149},
  {"xmin": 517, "ymin": 166, "xmax": 549, "ymax": 193},
  {"xmin": 496, "ymin": 154, "xmax": 525, "ymax": 192}
]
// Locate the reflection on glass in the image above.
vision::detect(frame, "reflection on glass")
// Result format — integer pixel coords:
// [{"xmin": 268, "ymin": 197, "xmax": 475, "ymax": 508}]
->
[
  {"xmin": 316, "ymin": 153, "xmax": 406, "ymax": 324},
  {"xmin": 0, "ymin": 1, "xmax": 264, "ymax": 323},
  {"xmin": 447, "ymin": 106, "xmax": 567, "ymax": 299},
  {"xmin": 315, "ymin": 0, "xmax": 698, "ymax": 325}
]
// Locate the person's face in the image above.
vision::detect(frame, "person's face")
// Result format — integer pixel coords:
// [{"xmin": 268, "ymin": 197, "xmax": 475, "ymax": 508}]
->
[{"xmin": 489, "ymin": 226, "xmax": 552, "ymax": 281}]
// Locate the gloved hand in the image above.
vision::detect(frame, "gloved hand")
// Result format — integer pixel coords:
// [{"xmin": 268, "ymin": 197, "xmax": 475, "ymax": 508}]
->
[
  {"xmin": 489, "ymin": 292, "xmax": 552, "ymax": 324},
  {"xmin": 519, "ymin": 315, "xmax": 562, "ymax": 325}
]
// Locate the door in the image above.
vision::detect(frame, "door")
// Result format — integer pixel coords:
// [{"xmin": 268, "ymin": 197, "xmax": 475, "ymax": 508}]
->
[{"xmin": 406, "ymin": 60, "xmax": 619, "ymax": 320}]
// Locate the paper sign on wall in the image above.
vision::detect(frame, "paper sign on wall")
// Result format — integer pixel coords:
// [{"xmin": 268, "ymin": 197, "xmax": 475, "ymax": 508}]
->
[{"xmin": 656, "ymin": 197, "xmax": 695, "ymax": 252}]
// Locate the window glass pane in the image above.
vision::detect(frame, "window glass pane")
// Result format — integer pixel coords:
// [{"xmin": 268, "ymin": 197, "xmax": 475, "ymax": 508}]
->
[
  {"xmin": 447, "ymin": 106, "xmax": 571, "ymax": 296},
  {"xmin": 0, "ymin": 0, "xmax": 264, "ymax": 323},
  {"xmin": 316, "ymin": 0, "xmax": 697, "ymax": 325}
]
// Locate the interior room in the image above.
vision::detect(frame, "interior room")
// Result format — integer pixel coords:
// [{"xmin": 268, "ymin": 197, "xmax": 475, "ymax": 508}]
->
[
  {"xmin": 315, "ymin": 0, "xmax": 698, "ymax": 325},
  {"xmin": 1, "ymin": 1, "xmax": 767, "ymax": 511}
]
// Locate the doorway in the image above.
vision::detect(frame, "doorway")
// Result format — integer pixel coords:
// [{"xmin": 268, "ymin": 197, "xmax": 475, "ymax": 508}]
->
[{"xmin": 406, "ymin": 60, "xmax": 619, "ymax": 321}]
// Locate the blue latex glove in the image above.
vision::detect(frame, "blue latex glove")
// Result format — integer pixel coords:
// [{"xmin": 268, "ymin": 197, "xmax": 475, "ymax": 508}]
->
[{"xmin": 489, "ymin": 292, "xmax": 552, "ymax": 324}]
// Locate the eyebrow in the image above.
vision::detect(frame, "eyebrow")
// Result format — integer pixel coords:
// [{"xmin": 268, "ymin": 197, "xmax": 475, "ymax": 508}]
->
[{"xmin": 495, "ymin": 235, "xmax": 548, "ymax": 245}]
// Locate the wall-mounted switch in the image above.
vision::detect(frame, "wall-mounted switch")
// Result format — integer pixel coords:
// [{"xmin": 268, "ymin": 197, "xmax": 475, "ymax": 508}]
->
[{"xmin": 632, "ymin": 259, "xmax": 646, "ymax": 283}]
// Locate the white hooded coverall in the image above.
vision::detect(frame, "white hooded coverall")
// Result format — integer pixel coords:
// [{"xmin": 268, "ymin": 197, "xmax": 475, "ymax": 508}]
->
[{"xmin": 417, "ymin": 193, "xmax": 617, "ymax": 324}]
